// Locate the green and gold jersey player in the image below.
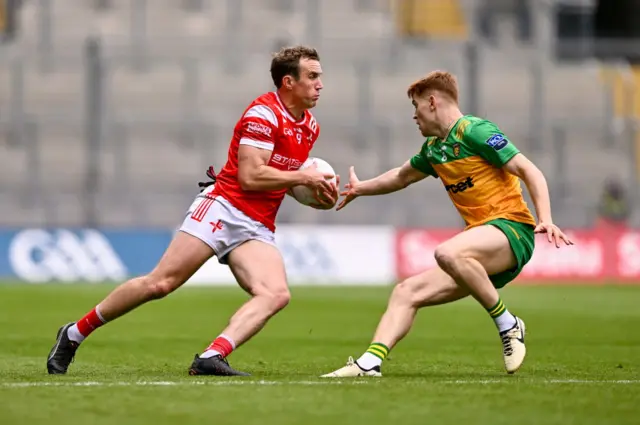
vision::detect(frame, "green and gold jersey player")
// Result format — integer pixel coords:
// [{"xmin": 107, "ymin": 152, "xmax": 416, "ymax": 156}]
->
[
  {"xmin": 411, "ymin": 114, "xmax": 536, "ymax": 289},
  {"xmin": 321, "ymin": 71, "xmax": 574, "ymax": 379}
]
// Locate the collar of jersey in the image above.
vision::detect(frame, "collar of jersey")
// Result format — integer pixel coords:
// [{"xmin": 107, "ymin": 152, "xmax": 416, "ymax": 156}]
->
[{"xmin": 444, "ymin": 116, "xmax": 464, "ymax": 141}]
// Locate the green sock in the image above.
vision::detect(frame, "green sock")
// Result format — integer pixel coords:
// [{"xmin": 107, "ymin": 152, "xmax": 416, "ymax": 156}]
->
[
  {"xmin": 487, "ymin": 298, "xmax": 507, "ymax": 318},
  {"xmin": 357, "ymin": 342, "xmax": 390, "ymax": 369},
  {"xmin": 366, "ymin": 343, "xmax": 389, "ymax": 361},
  {"xmin": 487, "ymin": 298, "xmax": 517, "ymax": 332}
]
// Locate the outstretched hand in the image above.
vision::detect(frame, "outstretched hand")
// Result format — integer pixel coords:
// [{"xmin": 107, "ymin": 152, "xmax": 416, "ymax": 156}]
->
[
  {"xmin": 534, "ymin": 222, "xmax": 574, "ymax": 248},
  {"xmin": 336, "ymin": 166, "xmax": 361, "ymax": 211}
]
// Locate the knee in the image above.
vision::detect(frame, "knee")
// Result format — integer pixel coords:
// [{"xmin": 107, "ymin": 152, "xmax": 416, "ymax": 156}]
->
[
  {"xmin": 390, "ymin": 279, "xmax": 422, "ymax": 308},
  {"xmin": 262, "ymin": 287, "xmax": 291, "ymax": 313},
  {"xmin": 141, "ymin": 274, "xmax": 179, "ymax": 299},
  {"xmin": 273, "ymin": 290, "xmax": 291, "ymax": 311},
  {"xmin": 434, "ymin": 243, "xmax": 459, "ymax": 270}
]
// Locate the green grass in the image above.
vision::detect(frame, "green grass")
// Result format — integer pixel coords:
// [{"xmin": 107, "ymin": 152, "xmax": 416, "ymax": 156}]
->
[{"xmin": 1, "ymin": 283, "xmax": 639, "ymax": 425}]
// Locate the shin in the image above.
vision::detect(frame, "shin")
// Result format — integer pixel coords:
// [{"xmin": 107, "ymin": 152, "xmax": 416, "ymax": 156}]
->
[{"xmin": 202, "ymin": 240, "xmax": 289, "ymax": 355}]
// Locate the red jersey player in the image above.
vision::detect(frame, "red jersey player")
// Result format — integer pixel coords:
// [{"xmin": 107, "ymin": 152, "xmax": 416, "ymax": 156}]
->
[{"xmin": 47, "ymin": 46, "xmax": 337, "ymax": 376}]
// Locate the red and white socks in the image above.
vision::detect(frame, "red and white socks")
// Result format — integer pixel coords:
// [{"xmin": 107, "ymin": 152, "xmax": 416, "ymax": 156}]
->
[
  {"xmin": 200, "ymin": 334, "xmax": 236, "ymax": 359},
  {"xmin": 67, "ymin": 305, "xmax": 107, "ymax": 343},
  {"xmin": 65, "ymin": 307, "xmax": 237, "ymax": 362}
]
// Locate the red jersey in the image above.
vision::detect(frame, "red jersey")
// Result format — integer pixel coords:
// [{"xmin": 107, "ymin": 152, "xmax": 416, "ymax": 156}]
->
[{"xmin": 212, "ymin": 92, "xmax": 320, "ymax": 232}]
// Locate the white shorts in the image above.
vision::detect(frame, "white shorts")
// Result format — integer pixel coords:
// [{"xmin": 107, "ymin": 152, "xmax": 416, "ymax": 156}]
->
[{"xmin": 179, "ymin": 190, "xmax": 276, "ymax": 264}]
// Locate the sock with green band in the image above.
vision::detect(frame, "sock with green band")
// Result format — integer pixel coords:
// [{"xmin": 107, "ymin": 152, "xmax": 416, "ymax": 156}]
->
[
  {"xmin": 356, "ymin": 342, "xmax": 390, "ymax": 370},
  {"xmin": 487, "ymin": 298, "xmax": 517, "ymax": 332}
]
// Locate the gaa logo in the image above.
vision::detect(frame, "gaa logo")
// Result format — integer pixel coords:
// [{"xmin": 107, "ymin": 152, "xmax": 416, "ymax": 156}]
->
[{"xmin": 8, "ymin": 229, "xmax": 127, "ymax": 282}]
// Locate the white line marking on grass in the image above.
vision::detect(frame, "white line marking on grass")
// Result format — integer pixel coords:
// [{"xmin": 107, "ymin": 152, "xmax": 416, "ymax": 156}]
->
[
  {"xmin": 0, "ymin": 380, "xmax": 370, "ymax": 388},
  {"xmin": 2, "ymin": 379, "xmax": 639, "ymax": 388},
  {"xmin": 442, "ymin": 379, "xmax": 640, "ymax": 384},
  {"xmin": 549, "ymin": 379, "xmax": 640, "ymax": 384}
]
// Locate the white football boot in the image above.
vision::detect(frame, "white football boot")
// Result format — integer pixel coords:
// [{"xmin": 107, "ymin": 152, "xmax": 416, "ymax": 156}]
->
[
  {"xmin": 501, "ymin": 316, "xmax": 526, "ymax": 374},
  {"xmin": 321, "ymin": 356, "xmax": 382, "ymax": 378}
]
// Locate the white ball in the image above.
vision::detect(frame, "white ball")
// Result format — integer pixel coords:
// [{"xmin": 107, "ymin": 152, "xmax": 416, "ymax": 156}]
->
[{"xmin": 291, "ymin": 157, "xmax": 337, "ymax": 206}]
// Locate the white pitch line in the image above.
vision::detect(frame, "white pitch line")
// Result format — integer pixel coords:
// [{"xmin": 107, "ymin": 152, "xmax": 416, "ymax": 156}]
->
[
  {"xmin": 548, "ymin": 379, "xmax": 640, "ymax": 384},
  {"xmin": 441, "ymin": 379, "xmax": 640, "ymax": 384},
  {"xmin": 0, "ymin": 380, "xmax": 369, "ymax": 388},
  {"xmin": 1, "ymin": 379, "xmax": 639, "ymax": 388}
]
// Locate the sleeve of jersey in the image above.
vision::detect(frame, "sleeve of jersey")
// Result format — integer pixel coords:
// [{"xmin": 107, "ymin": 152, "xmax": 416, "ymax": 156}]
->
[
  {"xmin": 239, "ymin": 105, "xmax": 278, "ymax": 151},
  {"xmin": 465, "ymin": 121, "xmax": 520, "ymax": 167},
  {"xmin": 409, "ymin": 145, "xmax": 437, "ymax": 177}
]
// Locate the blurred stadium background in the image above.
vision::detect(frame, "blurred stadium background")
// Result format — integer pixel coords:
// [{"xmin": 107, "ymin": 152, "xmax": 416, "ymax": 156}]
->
[
  {"xmin": 0, "ymin": 0, "xmax": 639, "ymax": 229},
  {"xmin": 1, "ymin": 3, "xmax": 639, "ymax": 424}
]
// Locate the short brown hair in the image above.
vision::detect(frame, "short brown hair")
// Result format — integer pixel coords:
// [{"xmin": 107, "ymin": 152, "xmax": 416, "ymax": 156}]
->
[
  {"xmin": 270, "ymin": 45, "xmax": 320, "ymax": 88},
  {"xmin": 407, "ymin": 71, "xmax": 459, "ymax": 104}
]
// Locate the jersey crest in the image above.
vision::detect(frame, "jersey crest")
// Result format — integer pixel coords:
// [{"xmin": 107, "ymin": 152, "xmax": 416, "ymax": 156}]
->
[{"xmin": 452, "ymin": 143, "xmax": 461, "ymax": 157}]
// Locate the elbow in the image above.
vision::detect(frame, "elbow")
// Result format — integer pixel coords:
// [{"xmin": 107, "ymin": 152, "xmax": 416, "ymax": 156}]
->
[
  {"xmin": 523, "ymin": 165, "xmax": 545, "ymax": 185},
  {"xmin": 238, "ymin": 172, "xmax": 256, "ymax": 191},
  {"xmin": 397, "ymin": 173, "xmax": 412, "ymax": 189}
]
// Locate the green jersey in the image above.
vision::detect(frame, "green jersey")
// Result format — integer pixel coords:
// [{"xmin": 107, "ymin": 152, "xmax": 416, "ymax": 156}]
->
[{"xmin": 409, "ymin": 115, "xmax": 536, "ymax": 228}]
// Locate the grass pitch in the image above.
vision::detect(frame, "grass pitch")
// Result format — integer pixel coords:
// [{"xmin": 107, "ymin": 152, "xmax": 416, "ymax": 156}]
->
[{"xmin": 1, "ymin": 283, "xmax": 639, "ymax": 425}]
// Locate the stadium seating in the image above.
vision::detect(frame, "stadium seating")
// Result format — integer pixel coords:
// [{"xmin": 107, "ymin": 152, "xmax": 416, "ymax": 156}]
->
[
  {"xmin": 605, "ymin": 65, "xmax": 640, "ymax": 188},
  {"xmin": 0, "ymin": 0, "xmax": 633, "ymax": 228},
  {"xmin": 394, "ymin": 0, "xmax": 467, "ymax": 39}
]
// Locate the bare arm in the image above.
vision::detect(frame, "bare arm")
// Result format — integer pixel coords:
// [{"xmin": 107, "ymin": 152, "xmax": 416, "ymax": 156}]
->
[
  {"xmin": 503, "ymin": 153, "xmax": 573, "ymax": 246},
  {"xmin": 337, "ymin": 160, "xmax": 429, "ymax": 211},
  {"xmin": 502, "ymin": 153, "xmax": 551, "ymax": 223},
  {"xmin": 238, "ymin": 145, "xmax": 334, "ymax": 194},
  {"xmin": 355, "ymin": 160, "xmax": 428, "ymax": 196},
  {"xmin": 237, "ymin": 145, "xmax": 307, "ymax": 191}
]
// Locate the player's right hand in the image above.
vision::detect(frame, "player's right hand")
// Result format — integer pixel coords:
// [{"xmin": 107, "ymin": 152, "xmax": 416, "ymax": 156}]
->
[
  {"xmin": 309, "ymin": 175, "xmax": 340, "ymax": 210},
  {"xmin": 301, "ymin": 163, "xmax": 335, "ymax": 199},
  {"xmin": 336, "ymin": 166, "xmax": 361, "ymax": 211}
]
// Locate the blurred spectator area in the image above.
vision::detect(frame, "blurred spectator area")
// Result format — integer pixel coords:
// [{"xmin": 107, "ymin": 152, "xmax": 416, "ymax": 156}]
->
[
  {"xmin": 394, "ymin": 0, "xmax": 468, "ymax": 39},
  {"xmin": 0, "ymin": 1, "xmax": 639, "ymax": 229}
]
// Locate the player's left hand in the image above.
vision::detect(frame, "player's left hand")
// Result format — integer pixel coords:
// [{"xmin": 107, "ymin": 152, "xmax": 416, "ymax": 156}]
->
[
  {"xmin": 534, "ymin": 222, "xmax": 574, "ymax": 248},
  {"xmin": 309, "ymin": 175, "xmax": 340, "ymax": 210}
]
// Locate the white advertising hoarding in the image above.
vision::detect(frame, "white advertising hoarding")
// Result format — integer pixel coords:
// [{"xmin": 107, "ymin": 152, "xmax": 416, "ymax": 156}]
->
[{"xmin": 187, "ymin": 225, "xmax": 395, "ymax": 286}]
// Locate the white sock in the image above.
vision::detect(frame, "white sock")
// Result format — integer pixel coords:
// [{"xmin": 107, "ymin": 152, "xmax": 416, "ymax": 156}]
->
[
  {"xmin": 66, "ymin": 305, "xmax": 106, "ymax": 344},
  {"xmin": 200, "ymin": 349, "xmax": 220, "ymax": 358},
  {"xmin": 200, "ymin": 334, "xmax": 236, "ymax": 358},
  {"xmin": 495, "ymin": 310, "xmax": 517, "ymax": 333},
  {"xmin": 356, "ymin": 352, "xmax": 382, "ymax": 370},
  {"xmin": 67, "ymin": 324, "xmax": 85, "ymax": 344}
]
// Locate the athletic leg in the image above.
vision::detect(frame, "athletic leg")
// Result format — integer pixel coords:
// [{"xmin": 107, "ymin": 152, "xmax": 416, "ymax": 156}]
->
[
  {"xmin": 47, "ymin": 231, "xmax": 215, "ymax": 374},
  {"xmin": 321, "ymin": 267, "xmax": 467, "ymax": 377},
  {"xmin": 189, "ymin": 240, "xmax": 290, "ymax": 376},
  {"xmin": 322, "ymin": 224, "xmax": 527, "ymax": 377},
  {"xmin": 434, "ymin": 225, "xmax": 516, "ymax": 311},
  {"xmin": 368, "ymin": 267, "xmax": 467, "ymax": 351},
  {"xmin": 434, "ymin": 225, "xmax": 526, "ymax": 373}
]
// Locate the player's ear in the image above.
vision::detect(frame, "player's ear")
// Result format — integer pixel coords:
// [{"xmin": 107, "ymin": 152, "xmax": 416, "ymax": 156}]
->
[
  {"xmin": 283, "ymin": 75, "xmax": 294, "ymax": 90},
  {"xmin": 429, "ymin": 95, "xmax": 437, "ymax": 111}
]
